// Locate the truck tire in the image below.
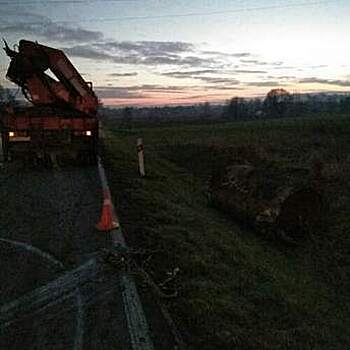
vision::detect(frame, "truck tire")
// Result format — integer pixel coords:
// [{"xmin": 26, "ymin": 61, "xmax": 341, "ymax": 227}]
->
[{"xmin": 1, "ymin": 132, "xmax": 9, "ymax": 162}]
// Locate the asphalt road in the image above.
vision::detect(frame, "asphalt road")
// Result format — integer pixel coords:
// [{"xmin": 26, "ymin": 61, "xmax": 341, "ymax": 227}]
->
[{"xmin": 0, "ymin": 161, "xmax": 131, "ymax": 349}]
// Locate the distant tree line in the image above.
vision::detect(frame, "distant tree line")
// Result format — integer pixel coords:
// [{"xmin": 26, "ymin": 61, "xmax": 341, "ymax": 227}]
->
[
  {"xmin": 0, "ymin": 84, "xmax": 18, "ymax": 133},
  {"xmin": 0, "ymin": 84, "xmax": 17, "ymax": 113},
  {"xmin": 222, "ymin": 88, "xmax": 350, "ymax": 120},
  {"xmin": 100, "ymin": 88, "xmax": 350, "ymax": 125}
]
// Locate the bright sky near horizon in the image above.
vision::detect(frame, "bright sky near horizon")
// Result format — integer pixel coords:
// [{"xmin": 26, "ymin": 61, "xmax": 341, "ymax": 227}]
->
[{"xmin": 0, "ymin": 0, "xmax": 349, "ymax": 106}]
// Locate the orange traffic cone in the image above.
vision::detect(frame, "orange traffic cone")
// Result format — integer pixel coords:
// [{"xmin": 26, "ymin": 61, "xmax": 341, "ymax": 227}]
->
[{"xmin": 96, "ymin": 195, "xmax": 119, "ymax": 231}]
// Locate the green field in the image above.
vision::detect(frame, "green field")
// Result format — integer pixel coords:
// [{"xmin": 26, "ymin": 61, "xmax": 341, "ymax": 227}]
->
[{"xmin": 102, "ymin": 116, "xmax": 350, "ymax": 350}]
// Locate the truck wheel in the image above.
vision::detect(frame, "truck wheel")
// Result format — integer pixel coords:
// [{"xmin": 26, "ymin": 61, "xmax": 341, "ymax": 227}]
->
[
  {"xmin": 88, "ymin": 137, "xmax": 98, "ymax": 165},
  {"xmin": 1, "ymin": 133, "xmax": 9, "ymax": 162}
]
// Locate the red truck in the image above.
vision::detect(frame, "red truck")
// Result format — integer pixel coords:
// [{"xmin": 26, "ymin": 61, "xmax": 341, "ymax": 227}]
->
[{"xmin": 1, "ymin": 39, "xmax": 99, "ymax": 164}]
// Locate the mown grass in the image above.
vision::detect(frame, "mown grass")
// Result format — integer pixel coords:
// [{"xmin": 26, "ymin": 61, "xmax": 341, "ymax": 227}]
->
[{"xmin": 102, "ymin": 115, "xmax": 350, "ymax": 349}]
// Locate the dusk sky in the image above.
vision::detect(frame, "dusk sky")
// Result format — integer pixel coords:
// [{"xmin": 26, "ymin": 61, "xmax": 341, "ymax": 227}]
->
[{"xmin": 0, "ymin": 0, "xmax": 349, "ymax": 106}]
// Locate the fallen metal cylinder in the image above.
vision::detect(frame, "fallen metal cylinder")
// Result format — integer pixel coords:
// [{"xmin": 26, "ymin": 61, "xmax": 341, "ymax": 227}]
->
[{"xmin": 208, "ymin": 163, "xmax": 323, "ymax": 242}]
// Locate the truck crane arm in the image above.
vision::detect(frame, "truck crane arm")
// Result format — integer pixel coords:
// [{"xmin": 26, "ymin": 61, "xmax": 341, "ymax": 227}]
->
[{"xmin": 3, "ymin": 39, "xmax": 98, "ymax": 116}]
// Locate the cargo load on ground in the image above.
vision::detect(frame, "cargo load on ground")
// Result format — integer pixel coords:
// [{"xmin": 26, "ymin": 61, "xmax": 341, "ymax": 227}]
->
[{"xmin": 208, "ymin": 154, "xmax": 324, "ymax": 243}]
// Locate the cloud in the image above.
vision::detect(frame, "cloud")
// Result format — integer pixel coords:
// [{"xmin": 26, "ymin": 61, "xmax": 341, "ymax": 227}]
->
[
  {"xmin": 203, "ymin": 85, "xmax": 243, "ymax": 90},
  {"xmin": 63, "ymin": 42, "xmax": 256, "ymax": 69},
  {"xmin": 143, "ymin": 55, "xmax": 211, "ymax": 66},
  {"xmin": 97, "ymin": 40, "xmax": 195, "ymax": 55},
  {"xmin": 202, "ymin": 50, "xmax": 251, "ymax": 58},
  {"xmin": 241, "ymin": 59, "xmax": 268, "ymax": 66},
  {"xmin": 109, "ymin": 72, "xmax": 138, "ymax": 77},
  {"xmin": 63, "ymin": 41, "xmax": 216, "ymax": 67},
  {"xmin": 299, "ymin": 77, "xmax": 350, "ymax": 87},
  {"xmin": 173, "ymin": 93, "xmax": 228, "ymax": 100},
  {"xmin": 160, "ymin": 69, "xmax": 241, "ymax": 86},
  {"xmin": 95, "ymin": 84, "xmax": 190, "ymax": 99},
  {"xmin": 137, "ymin": 85, "xmax": 189, "ymax": 93},
  {"xmin": 197, "ymin": 76, "xmax": 240, "ymax": 84},
  {"xmin": 307, "ymin": 65, "xmax": 328, "ymax": 69},
  {"xmin": 246, "ymin": 81, "xmax": 284, "ymax": 87},
  {"xmin": 94, "ymin": 41, "xmax": 198, "ymax": 66},
  {"xmin": 63, "ymin": 45, "xmax": 114, "ymax": 60},
  {"xmin": 95, "ymin": 87, "xmax": 145, "ymax": 99},
  {"xmin": 267, "ymin": 75, "xmax": 296, "ymax": 80},
  {"xmin": 2, "ymin": 20, "xmax": 257, "ymax": 72},
  {"xmin": 0, "ymin": 10, "xmax": 46, "ymax": 23},
  {"xmin": 273, "ymin": 66, "xmax": 298, "ymax": 70},
  {"xmin": 95, "ymin": 83, "xmax": 244, "ymax": 102},
  {"xmin": 233, "ymin": 69, "xmax": 267, "ymax": 74},
  {"xmin": 0, "ymin": 22, "xmax": 103, "ymax": 43},
  {"xmin": 161, "ymin": 69, "xmax": 219, "ymax": 78},
  {"xmin": 240, "ymin": 59, "xmax": 286, "ymax": 69},
  {"xmin": 270, "ymin": 61, "xmax": 283, "ymax": 66}
]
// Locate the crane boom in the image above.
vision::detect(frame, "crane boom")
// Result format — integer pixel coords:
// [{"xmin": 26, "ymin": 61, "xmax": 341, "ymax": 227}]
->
[
  {"xmin": 1, "ymin": 39, "xmax": 99, "ymax": 164},
  {"xmin": 4, "ymin": 39, "xmax": 98, "ymax": 116}
]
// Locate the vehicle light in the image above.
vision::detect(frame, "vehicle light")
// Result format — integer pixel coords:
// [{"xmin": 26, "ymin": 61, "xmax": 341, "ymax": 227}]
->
[
  {"xmin": 85, "ymin": 130, "xmax": 92, "ymax": 136},
  {"xmin": 9, "ymin": 131, "xmax": 15, "ymax": 137}
]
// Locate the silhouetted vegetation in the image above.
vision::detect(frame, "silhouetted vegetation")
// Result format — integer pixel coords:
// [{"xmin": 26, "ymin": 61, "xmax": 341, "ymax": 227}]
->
[
  {"xmin": 101, "ymin": 91, "xmax": 350, "ymax": 126},
  {"xmin": 263, "ymin": 88, "xmax": 291, "ymax": 118},
  {"xmin": 0, "ymin": 84, "xmax": 18, "ymax": 113}
]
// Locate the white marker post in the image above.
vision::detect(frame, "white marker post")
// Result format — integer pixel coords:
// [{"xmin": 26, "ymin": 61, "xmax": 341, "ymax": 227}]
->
[{"xmin": 137, "ymin": 138, "xmax": 145, "ymax": 177}]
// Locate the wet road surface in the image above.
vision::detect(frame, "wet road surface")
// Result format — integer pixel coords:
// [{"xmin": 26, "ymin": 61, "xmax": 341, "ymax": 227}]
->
[{"xmin": 0, "ymin": 162, "xmax": 131, "ymax": 349}]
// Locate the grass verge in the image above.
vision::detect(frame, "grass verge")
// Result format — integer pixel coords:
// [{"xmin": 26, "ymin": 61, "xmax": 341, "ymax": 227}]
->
[{"xmin": 102, "ymin": 116, "xmax": 350, "ymax": 349}]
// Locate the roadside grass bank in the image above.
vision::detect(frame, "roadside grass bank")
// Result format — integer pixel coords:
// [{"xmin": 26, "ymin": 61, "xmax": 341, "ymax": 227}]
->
[{"xmin": 101, "ymin": 116, "xmax": 350, "ymax": 349}]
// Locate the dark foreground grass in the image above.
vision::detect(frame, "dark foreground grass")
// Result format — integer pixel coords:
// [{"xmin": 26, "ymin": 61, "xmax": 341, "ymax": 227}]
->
[{"xmin": 102, "ymin": 116, "xmax": 350, "ymax": 349}]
